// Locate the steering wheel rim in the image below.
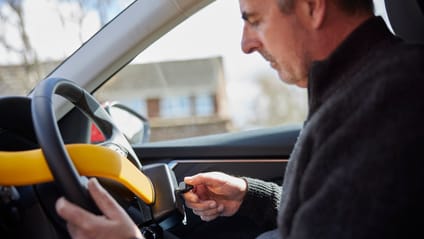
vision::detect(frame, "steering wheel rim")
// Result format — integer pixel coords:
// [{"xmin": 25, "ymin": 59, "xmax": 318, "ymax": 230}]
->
[{"xmin": 31, "ymin": 77, "xmax": 142, "ymax": 212}]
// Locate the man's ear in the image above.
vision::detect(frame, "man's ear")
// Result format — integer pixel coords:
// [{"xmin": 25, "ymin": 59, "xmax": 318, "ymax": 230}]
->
[{"xmin": 297, "ymin": 0, "xmax": 326, "ymax": 29}]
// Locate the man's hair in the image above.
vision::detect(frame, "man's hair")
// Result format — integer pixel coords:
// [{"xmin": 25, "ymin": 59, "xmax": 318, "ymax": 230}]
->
[{"xmin": 277, "ymin": 0, "xmax": 374, "ymax": 15}]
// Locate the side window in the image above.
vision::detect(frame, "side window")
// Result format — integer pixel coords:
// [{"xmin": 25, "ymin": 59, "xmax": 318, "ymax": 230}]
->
[{"xmin": 95, "ymin": 1, "xmax": 308, "ymax": 142}]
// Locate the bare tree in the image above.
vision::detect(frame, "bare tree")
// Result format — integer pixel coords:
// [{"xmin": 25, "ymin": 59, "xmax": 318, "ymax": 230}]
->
[
  {"xmin": 251, "ymin": 73, "xmax": 308, "ymax": 127},
  {"xmin": 0, "ymin": 0, "xmax": 112, "ymax": 95},
  {"xmin": 56, "ymin": 0, "xmax": 112, "ymax": 42},
  {"xmin": 0, "ymin": 0, "xmax": 41, "ymax": 92}
]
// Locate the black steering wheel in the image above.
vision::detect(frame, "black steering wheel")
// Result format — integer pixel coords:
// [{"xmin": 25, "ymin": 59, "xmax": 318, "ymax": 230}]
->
[{"xmin": 31, "ymin": 77, "xmax": 142, "ymax": 212}]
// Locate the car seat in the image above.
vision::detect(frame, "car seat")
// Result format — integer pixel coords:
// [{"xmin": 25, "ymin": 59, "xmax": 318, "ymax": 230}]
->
[{"xmin": 384, "ymin": 0, "xmax": 424, "ymax": 44}]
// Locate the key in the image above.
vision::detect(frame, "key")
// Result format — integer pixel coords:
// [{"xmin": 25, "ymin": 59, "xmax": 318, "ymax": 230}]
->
[{"xmin": 175, "ymin": 181, "xmax": 194, "ymax": 195}]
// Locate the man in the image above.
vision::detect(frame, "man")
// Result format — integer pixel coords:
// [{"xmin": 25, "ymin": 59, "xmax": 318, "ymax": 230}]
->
[
  {"xmin": 56, "ymin": 0, "xmax": 424, "ymax": 238},
  {"xmin": 183, "ymin": 0, "xmax": 424, "ymax": 238}
]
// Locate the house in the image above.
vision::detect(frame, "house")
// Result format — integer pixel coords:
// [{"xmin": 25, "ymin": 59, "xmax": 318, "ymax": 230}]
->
[
  {"xmin": 0, "ymin": 56, "xmax": 232, "ymax": 142},
  {"xmin": 95, "ymin": 56, "xmax": 232, "ymax": 141}
]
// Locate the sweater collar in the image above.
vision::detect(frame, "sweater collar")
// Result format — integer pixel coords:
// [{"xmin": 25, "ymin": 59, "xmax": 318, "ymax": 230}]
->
[{"xmin": 307, "ymin": 16, "xmax": 394, "ymax": 116}]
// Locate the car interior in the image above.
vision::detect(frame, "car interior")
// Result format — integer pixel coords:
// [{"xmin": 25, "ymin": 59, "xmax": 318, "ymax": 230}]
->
[{"xmin": 0, "ymin": 0, "xmax": 422, "ymax": 238}]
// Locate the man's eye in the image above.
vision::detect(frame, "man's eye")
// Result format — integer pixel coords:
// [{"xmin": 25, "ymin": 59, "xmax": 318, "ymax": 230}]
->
[{"xmin": 249, "ymin": 19, "xmax": 260, "ymax": 27}]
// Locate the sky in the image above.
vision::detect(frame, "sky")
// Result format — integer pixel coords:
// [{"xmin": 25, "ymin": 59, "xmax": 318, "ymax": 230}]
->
[{"xmin": 0, "ymin": 0, "xmax": 132, "ymax": 64}]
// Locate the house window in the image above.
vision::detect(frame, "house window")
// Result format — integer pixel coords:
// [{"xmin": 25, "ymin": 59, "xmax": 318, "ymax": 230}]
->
[
  {"xmin": 195, "ymin": 94, "xmax": 214, "ymax": 116},
  {"xmin": 160, "ymin": 96, "xmax": 191, "ymax": 118},
  {"xmin": 120, "ymin": 99, "xmax": 147, "ymax": 116}
]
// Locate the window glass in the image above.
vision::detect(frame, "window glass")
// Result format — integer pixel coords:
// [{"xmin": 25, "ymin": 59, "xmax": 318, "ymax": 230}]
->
[
  {"xmin": 160, "ymin": 96, "xmax": 191, "ymax": 118},
  {"xmin": 96, "ymin": 1, "xmax": 308, "ymax": 142},
  {"xmin": 195, "ymin": 94, "xmax": 215, "ymax": 116},
  {"xmin": 120, "ymin": 99, "xmax": 148, "ymax": 117},
  {"xmin": 0, "ymin": 0, "xmax": 134, "ymax": 96},
  {"xmin": 0, "ymin": 0, "xmax": 392, "ymax": 143}
]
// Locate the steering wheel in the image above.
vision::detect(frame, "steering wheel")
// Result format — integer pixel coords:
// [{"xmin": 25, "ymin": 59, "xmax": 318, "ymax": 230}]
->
[{"xmin": 31, "ymin": 77, "xmax": 142, "ymax": 212}]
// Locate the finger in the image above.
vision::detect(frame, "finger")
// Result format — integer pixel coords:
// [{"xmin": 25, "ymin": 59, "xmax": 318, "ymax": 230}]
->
[
  {"xmin": 193, "ymin": 204, "xmax": 224, "ymax": 217},
  {"xmin": 66, "ymin": 221, "xmax": 99, "ymax": 239},
  {"xmin": 183, "ymin": 175, "xmax": 195, "ymax": 185},
  {"xmin": 194, "ymin": 184, "xmax": 211, "ymax": 201},
  {"xmin": 185, "ymin": 199, "xmax": 217, "ymax": 211},
  {"xmin": 183, "ymin": 190, "xmax": 217, "ymax": 208},
  {"xmin": 184, "ymin": 173, "xmax": 216, "ymax": 187},
  {"xmin": 199, "ymin": 204, "xmax": 225, "ymax": 222},
  {"xmin": 66, "ymin": 223, "xmax": 80, "ymax": 239},
  {"xmin": 87, "ymin": 178, "xmax": 126, "ymax": 220},
  {"xmin": 182, "ymin": 190, "xmax": 200, "ymax": 203},
  {"xmin": 193, "ymin": 209, "xmax": 220, "ymax": 218},
  {"xmin": 56, "ymin": 197, "xmax": 99, "ymax": 228},
  {"xmin": 200, "ymin": 213, "xmax": 220, "ymax": 222},
  {"xmin": 183, "ymin": 183, "xmax": 211, "ymax": 202}
]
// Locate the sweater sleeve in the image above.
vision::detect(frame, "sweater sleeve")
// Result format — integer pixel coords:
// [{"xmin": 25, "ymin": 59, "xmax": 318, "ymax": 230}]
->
[{"xmin": 236, "ymin": 177, "xmax": 282, "ymax": 230}]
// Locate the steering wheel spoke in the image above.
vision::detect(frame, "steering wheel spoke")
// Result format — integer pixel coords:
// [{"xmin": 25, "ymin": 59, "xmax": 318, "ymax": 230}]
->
[{"xmin": 31, "ymin": 77, "xmax": 147, "ymax": 213}]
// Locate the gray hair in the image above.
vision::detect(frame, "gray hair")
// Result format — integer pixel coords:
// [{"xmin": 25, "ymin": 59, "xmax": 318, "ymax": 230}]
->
[
  {"xmin": 277, "ymin": 0, "xmax": 295, "ymax": 13},
  {"xmin": 277, "ymin": 0, "xmax": 374, "ymax": 15}
]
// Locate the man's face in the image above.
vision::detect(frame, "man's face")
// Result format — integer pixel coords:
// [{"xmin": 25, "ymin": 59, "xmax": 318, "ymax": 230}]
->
[{"xmin": 239, "ymin": 0, "xmax": 309, "ymax": 87}]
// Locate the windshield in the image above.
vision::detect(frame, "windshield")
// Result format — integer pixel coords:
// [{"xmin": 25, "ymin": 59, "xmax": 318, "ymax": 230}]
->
[{"xmin": 0, "ymin": 0, "xmax": 134, "ymax": 96}]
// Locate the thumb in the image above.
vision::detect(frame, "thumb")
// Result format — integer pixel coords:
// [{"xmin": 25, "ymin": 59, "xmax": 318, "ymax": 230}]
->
[
  {"xmin": 184, "ymin": 173, "xmax": 213, "ymax": 187},
  {"xmin": 87, "ymin": 178, "xmax": 126, "ymax": 220},
  {"xmin": 184, "ymin": 175, "xmax": 196, "ymax": 185}
]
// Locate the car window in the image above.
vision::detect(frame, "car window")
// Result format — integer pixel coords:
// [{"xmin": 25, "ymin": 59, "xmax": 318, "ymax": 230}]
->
[
  {"xmin": 0, "ymin": 0, "xmax": 134, "ymax": 96},
  {"xmin": 96, "ymin": 0, "xmax": 388, "ymax": 141},
  {"xmin": 94, "ymin": 1, "xmax": 308, "ymax": 142},
  {"xmin": 95, "ymin": 0, "xmax": 392, "ymax": 142},
  {"xmin": 0, "ymin": 0, "xmax": 391, "ymax": 143}
]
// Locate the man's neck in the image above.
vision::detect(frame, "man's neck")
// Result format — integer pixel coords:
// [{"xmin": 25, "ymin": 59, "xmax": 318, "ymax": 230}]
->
[{"xmin": 312, "ymin": 9, "xmax": 374, "ymax": 61}]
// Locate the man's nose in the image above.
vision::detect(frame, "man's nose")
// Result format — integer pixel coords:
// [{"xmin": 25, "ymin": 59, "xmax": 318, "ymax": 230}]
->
[{"xmin": 241, "ymin": 25, "xmax": 260, "ymax": 54}]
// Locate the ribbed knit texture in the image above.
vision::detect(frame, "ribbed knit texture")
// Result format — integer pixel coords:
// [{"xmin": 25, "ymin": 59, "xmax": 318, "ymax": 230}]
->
[
  {"xmin": 278, "ymin": 16, "xmax": 424, "ymax": 239},
  {"xmin": 237, "ymin": 177, "xmax": 282, "ymax": 231}
]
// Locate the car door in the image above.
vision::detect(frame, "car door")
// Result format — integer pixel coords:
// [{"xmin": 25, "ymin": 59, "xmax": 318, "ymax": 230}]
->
[{"xmin": 132, "ymin": 126, "xmax": 301, "ymax": 239}]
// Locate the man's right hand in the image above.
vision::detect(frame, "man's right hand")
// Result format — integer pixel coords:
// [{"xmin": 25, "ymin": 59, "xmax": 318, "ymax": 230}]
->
[
  {"xmin": 182, "ymin": 172, "xmax": 247, "ymax": 222},
  {"xmin": 55, "ymin": 178, "xmax": 143, "ymax": 239}
]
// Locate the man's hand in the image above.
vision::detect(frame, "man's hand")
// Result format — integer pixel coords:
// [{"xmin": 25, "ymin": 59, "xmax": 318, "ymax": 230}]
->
[
  {"xmin": 183, "ymin": 172, "xmax": 247, "ymax": 222},
  {"xmin": 55, "ymin": 178, "xmax": 143, "ymax": 239}
]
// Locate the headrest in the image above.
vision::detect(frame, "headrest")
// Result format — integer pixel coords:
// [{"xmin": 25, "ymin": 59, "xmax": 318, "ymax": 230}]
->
[{"xmin": 384, "ymin": 0, "xmax": 424, "ymax": 44}]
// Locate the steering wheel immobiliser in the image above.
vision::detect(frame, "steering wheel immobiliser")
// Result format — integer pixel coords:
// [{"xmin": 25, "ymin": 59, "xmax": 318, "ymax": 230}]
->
[{"xmin": 31, "ymin": 77, "xmax": 144, "ymax": 212}]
